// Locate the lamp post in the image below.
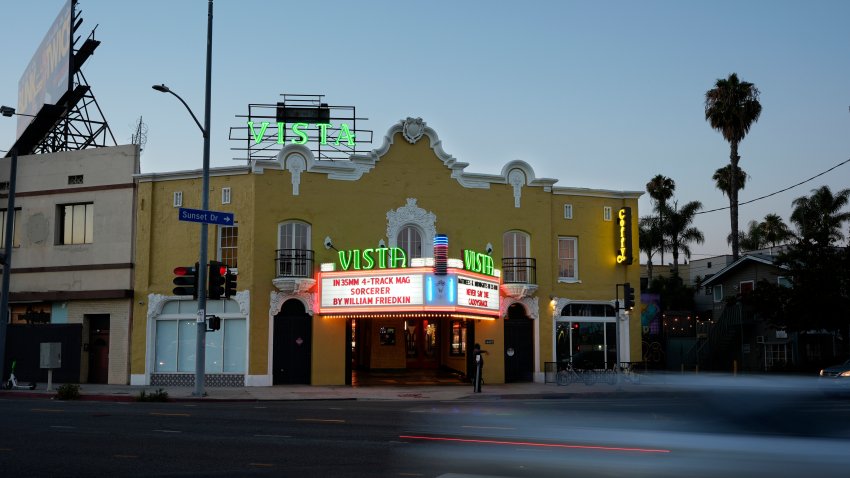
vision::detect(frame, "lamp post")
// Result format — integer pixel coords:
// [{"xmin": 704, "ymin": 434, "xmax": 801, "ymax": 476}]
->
[
  {"xmin": 0, "ymin": 104, "xmax": 18, "ymax": 383},
  {"xmin": 153, "ymin": 0, "xmax": 213, "ymax": 397}
]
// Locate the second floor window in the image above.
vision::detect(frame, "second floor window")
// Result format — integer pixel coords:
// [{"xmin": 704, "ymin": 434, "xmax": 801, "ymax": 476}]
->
[
  {"xmin": 503, "ymin": 230, "xmax": 530, "ymax": 283},
  {"xmin": 173, "ymin": 191, "xmax": 183, "ymax": 207},
  {"xmin": 59, "ymin": 203, "xmax": 93, "ymax": 245},
  {"xmin": 0, "ymin": 208, "xmax": 21, "ymax": 248},
  {"xmin": 219, "ymin": 224, "xmax": 238, "ymax": 268},
  {"xmin": 397, "ymin": 225, "xmax": 422, "ymax": 260},
  {"xmin": 558, "ymin": 236, "xmax": 577, "ymax": 280},
  {"xmin": 278, "ymin": 221, "xmax": 311, "ymax": 277}
]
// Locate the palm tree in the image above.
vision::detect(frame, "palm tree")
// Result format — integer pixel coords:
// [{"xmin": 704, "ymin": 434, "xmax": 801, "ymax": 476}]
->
[
  {"xmin": 639, "ymin": 215, "xmax": 664, "ymax": 281},
  {"xmin": 661, "ymin": 200, "xmax": 705, "ymax": 274},
  {"xmin": 760, "ymin": 213, "xmax": 792, "ymax": 248},
  {"xmin": 646, "ymin": 175, "xmax": 675, "ymax": 264},
  {"xmin": 712, "ymin": 164, "xmax": 748, "ymax": 198},
  {"xmin": 790, "ymin": 186, "xmax": 850, "ymax": 247},
  {"xmin": 705, "ymin": 73, "xmax": 762, "ymax": 261},
  {"xmin": 727, "ymin": 220, "xmax": 764, "ymax": 252}
]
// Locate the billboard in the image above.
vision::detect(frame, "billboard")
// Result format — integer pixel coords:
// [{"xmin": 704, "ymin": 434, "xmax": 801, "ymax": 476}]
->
[{"xmin": 16, "ymin": 0, "xmax": 72, "ymax": 139}]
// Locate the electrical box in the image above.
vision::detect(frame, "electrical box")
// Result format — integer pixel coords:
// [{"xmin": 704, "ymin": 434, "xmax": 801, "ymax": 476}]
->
[{"xmin": 40, "ymin": 342, "xmax": 62, "ymax": 369}]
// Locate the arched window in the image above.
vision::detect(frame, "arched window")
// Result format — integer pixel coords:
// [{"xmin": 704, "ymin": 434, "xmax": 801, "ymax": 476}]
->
[
  {"xmin": 278, "ymin": 221, "xmax": 312, "ymax": 277},
  {"xmin": 397, "ymin": 225, "xmax": 422, "ymax": 260},
  {"xmin": 503, "ymin": 230, "xmax": 530, "ymax": 283}
]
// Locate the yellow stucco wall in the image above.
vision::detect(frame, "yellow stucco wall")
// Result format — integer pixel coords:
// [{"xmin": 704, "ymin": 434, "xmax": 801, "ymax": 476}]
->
[{"xmin": 131, "ymin": 121, "xmax": 642, "ymax": 386}]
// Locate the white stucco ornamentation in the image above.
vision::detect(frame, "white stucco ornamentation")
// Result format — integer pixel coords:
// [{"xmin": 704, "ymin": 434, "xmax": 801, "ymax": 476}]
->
[
  {"xmin": 402, "ymin": 117, "xmax": 426, "ymax": 144},
  {"xmin": 500, "ymin": 296, "xmax": 539, "ymax": 320},
  {"xmin": 269, "ymin": 290, "xmax": 315, "ymax": 317},
  {"xmin": 233, "ymin": 290, "xmax": 250, "ymax": 316},
  {"xmin": 285, "ymin": 153, "xmax": 307, "ymax": 195},
  {"xmin": 147, "ymin": 294, "xmax": 169, "ymax": 321},
  {"xmin": 508, "ymin": 168, "xmax": 525, "ymax": 208},
  {"xmin": 386, "ymin": 198, "xmax": 437, "ymax": 257}
]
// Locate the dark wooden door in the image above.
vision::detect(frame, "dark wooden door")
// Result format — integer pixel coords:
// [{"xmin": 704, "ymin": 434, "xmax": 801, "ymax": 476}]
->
[
  {"xmin": 504, "ymin": 315, "xmax": 533, "ymax": 382},
  {"xmin": 273, "ymin": 300, "xmax": 312, "ymax": 385}
]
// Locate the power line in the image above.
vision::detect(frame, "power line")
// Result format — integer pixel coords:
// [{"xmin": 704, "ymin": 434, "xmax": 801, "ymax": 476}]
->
[{"xmin": 696, "ymin": 157, "xmax": 850, "ymax": 215}]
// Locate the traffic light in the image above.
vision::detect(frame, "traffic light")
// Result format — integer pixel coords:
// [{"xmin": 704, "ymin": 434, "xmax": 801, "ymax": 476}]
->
[
  {"xmin": 173, "ymin": 263, "xmax": 199, "ymax": 299},
  {"xmin": 623, "ymin": 282, "xmax": 635, "ymax": 309},
  {"xmin": 208, "ymin": 261, "xmax": 226, "ymax": 300},
  {"xmin": 207, "ymin": 315, "xmax": 221, "ymax": 331},
  {"xmin": 224, "ymin": 268, "xmax": 237, "ymax": 298}
]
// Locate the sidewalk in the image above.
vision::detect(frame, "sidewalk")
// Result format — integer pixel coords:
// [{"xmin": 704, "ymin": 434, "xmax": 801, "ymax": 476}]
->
[{"xmin": 0, "ymin": 378, "xmax": 656, "ymax": 402}]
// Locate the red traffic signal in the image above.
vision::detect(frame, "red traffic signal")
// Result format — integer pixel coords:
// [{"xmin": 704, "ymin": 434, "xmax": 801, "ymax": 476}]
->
[
  {"xmin": 208, "ymin": 261, "xmax": 226, "ymax": 300},
  {"xmin": 224, "ymin": 268, "xmax": 237, "ymax": 298},
  {"xmin": 172, "ymin": 263, "xmax": 199, "ymax": 299}
]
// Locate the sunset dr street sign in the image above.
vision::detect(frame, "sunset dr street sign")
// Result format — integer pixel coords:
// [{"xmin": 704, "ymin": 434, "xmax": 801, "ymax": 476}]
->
[{"xmin": 178, "ymin": 207, "xmax": 234, "ymax": 226}]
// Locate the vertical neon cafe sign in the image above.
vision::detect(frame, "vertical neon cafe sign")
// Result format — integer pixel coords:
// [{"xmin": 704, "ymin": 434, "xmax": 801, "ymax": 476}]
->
[
  {"xmin": 617, "ymin": 207, "xmax": 633, "ymax": 264},
  {"xmin": 318, "ymin": 236, "xmax": 500, "ymax": 316}
]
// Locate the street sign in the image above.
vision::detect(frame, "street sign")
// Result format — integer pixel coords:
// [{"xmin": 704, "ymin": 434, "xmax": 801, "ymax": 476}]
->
[{"xmin": 178, "ymin": 208, "xmax": 234, "ymax": 226}]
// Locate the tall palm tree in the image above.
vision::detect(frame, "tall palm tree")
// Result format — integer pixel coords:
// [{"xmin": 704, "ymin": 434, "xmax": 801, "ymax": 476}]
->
[
  {"xmin": 646, "ymin": 175, "xmax": 675, "ymax": 264},
  {"xmin": 705, "ymin": 73, "xmax": 762, "ymax": 261},
  {"xmin": 760, "ymin": 213, "xmax": 792, "ymax": 248},
  {"xmin": 712, "ymin": 164, "xmax": 748, "ymax": 198},
  {"xmin": 639, "ymin": 215, "xmax": 664, "ymax": 281},
  {"xmin": 661, "ymin": 200, "xmax": 705, "ymax": 274},
  {"xmin": 790, "ymin": 186, "xmax": 850, "ymax": 247}
]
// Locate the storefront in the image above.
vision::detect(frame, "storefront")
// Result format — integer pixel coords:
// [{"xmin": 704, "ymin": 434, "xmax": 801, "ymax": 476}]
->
[{"xmin": 130, "ymin": 115, "xmax": 642, "ymax": 387}]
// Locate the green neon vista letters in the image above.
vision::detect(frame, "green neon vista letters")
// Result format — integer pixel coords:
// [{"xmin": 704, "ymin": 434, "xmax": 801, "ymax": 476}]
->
[
  {"xmin": 247, "ymin": 121, "xmax": 356, "ymax": 146},
  {"xmin": 463, "ymin": 249, "xmax": 495, "ymax": 276},
  {"xmin": 338, "ymin": 247, "xmax": 407, "ymax": 271}
]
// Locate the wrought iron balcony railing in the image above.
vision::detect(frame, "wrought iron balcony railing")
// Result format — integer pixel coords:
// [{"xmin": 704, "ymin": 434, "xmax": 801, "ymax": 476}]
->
[
  {"xmin": 275, "ymin": 249, "xmax": 314, "ymax": 278},
  {"xmin": 501, "ymin": 257, "xmax": 537, "ymax": 284}
]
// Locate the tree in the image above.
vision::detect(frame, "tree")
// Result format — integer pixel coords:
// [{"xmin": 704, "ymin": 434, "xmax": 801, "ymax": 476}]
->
[
  {"xmin": 646, "ymin": 175, "xmax": 675, "ymax": 264},
  {"xmin": 639, "ymin": 215, "xmax": 664, "ymax": 281},
  {"xmin": 760, "ymin": 213, "xmax": 792, "ymax": 248},
  {"xmin": 705, "ymin": 73, "xmax": 762, "ymax": 261},
  {"xmin": 727, "ymin": 220, "xmax": 765, "ymax": 252},
  {"xmin": 790, "ymin": 185, "xmax": 850, "ymax": 247},
  {"xmin": 660, "ymin": 200, "xmax": 705, "ymax": 274},
  {"xmin": 712, "ymin": 164, "xmax": 748, "ymax": 199}
]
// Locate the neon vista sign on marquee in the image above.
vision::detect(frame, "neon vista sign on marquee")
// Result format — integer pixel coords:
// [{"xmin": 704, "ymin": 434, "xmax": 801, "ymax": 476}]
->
[
  {"xmin": 317, "ymin": 237, "xmax": 500, "ymax": 316},
  {"xmin": 247, "ymin": 121, "xmax": 356, "ymax": 146}
]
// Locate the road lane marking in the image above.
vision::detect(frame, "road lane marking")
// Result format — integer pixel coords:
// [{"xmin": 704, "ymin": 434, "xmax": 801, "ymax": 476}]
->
[
  {"xmin": 149, "ymin": 412, "xmax": 190, "ymax": 417},
  {"xmin": 153, "ymin": 429, "xmax": 182, "ymax": 433},
  {"xmin": 254, "ymin": 434, "xmax": 292, "ymax": 438},
  {"xmin": 399, "ymin": 435, "xmax": 671, "ymax": 454},
  {"xmin": 296, "ymin": 418, "xmax": 345, "ymax": 423},
  {"xmin": 50, "ymin": 425, "xmax": 76, "ymax": 429},
  {"xmin": 31, "ymin": 408, "xmax": 63, "ymax": 413},
  {"xmin": 0, "ymin": 448, "xmax": 12, "ymax": 452},
  {"xmin": 461, "ymin": 425, "xmax": 515, "ymax": 430},
  {"xmin": 249, "ymin": 463, "xmax": 275, "ymax": 467},
  {"xmin": 113, "ymin": 455, "xmax": 138, "ymax": 459}
]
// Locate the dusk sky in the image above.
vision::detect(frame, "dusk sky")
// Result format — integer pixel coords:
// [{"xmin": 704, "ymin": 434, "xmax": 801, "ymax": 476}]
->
[{"xmin": 2, "ymin": 0, "xmax": 849, "ymax": 260}]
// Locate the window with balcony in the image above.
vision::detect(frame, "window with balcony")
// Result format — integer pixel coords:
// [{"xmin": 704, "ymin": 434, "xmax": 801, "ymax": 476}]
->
[
  {"xmin": 558, "ymin": 236, "xmax": 578, "ymax": 281},
  {"xmin": 278, "ymin": 221, "xmax": 312, "ymax": 277},
  {"xmin": 58, "ymin": 203, "xmax": 93, "ymax": 245},
  {"xmin": 503, "ymin": 230, "xmax": 535, "ymax": 284},
  {"xmin": 221, "ymin": 187, "xmax": 231, "ymax": 205}
]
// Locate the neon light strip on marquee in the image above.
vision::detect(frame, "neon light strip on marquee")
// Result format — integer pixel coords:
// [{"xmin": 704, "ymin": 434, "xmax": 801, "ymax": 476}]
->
[{"xmin": 317, "ymin": 267, "xmax": 500, "ymax": 317}]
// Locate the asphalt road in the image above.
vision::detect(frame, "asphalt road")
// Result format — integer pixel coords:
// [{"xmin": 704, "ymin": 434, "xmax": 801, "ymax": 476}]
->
[{"xmin": 1, "ymin": 391, "xmax": 849, "ymax": 477}]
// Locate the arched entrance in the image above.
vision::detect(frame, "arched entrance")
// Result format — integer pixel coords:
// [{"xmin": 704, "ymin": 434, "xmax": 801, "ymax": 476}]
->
[
  {"xmin": 504, "ymin": 303, "xmax": 533, "ymax": 382},
  {"xmin": 273, "ymin": 299, "xmax": 312, "ymax": 384}
]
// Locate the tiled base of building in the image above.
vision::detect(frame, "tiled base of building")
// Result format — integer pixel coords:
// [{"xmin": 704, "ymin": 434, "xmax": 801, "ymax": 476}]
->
[{"xmin": 150, "ymin": 373, "xmax": 245, "ymax": 387}]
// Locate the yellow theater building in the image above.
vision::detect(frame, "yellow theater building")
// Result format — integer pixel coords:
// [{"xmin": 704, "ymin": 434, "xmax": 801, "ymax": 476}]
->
[{"xmin": 130, "ymin": 117, "xmax": 642, "ymax": 387}]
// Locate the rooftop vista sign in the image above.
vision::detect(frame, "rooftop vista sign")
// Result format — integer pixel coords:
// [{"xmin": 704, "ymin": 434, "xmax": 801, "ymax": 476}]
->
[{"xmin": 248, "ymin": 121, "xmax": 356, "ymax": 146}]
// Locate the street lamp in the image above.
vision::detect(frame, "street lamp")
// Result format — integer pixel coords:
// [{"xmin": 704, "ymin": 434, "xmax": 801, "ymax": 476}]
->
[
  {"xmin": 0, "ymin": 105, "xmax": 19, "ymax": 384},
  {"xmin": 152, "ymin": 0, "xmax": 214, "ymax": 397}
]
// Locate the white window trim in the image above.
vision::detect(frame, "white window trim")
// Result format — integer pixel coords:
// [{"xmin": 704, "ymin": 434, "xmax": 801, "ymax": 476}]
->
[
  {"xmin": 603, "ymin": 206, "xmax": 612, "ymax": 221},
  {"xmin": 557, "ymin": 236, "xmax": 580, "ymax": 283},
  {"xmin": 173, "ymin": 191, "xmax": 183, "ymax": 207},
  {"xmin": 221, "ymin": 187, "xmax": 231, "ymax": 205},
  {"xmin": 713, "ymin": 284, "xmax": 723, "ymax": 303},
  {"xmin": 564, "ymin": 204, "xmax": 573, "ymax": 220},
  {"xmin": 739, "ymin": 280, "xmax": 755, "ymax": 293}
]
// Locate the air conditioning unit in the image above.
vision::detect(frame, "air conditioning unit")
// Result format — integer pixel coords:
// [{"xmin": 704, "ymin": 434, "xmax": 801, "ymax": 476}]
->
[{"xmin": 756, "ymin": 336, "xmax": 765, "ymax": 344}]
